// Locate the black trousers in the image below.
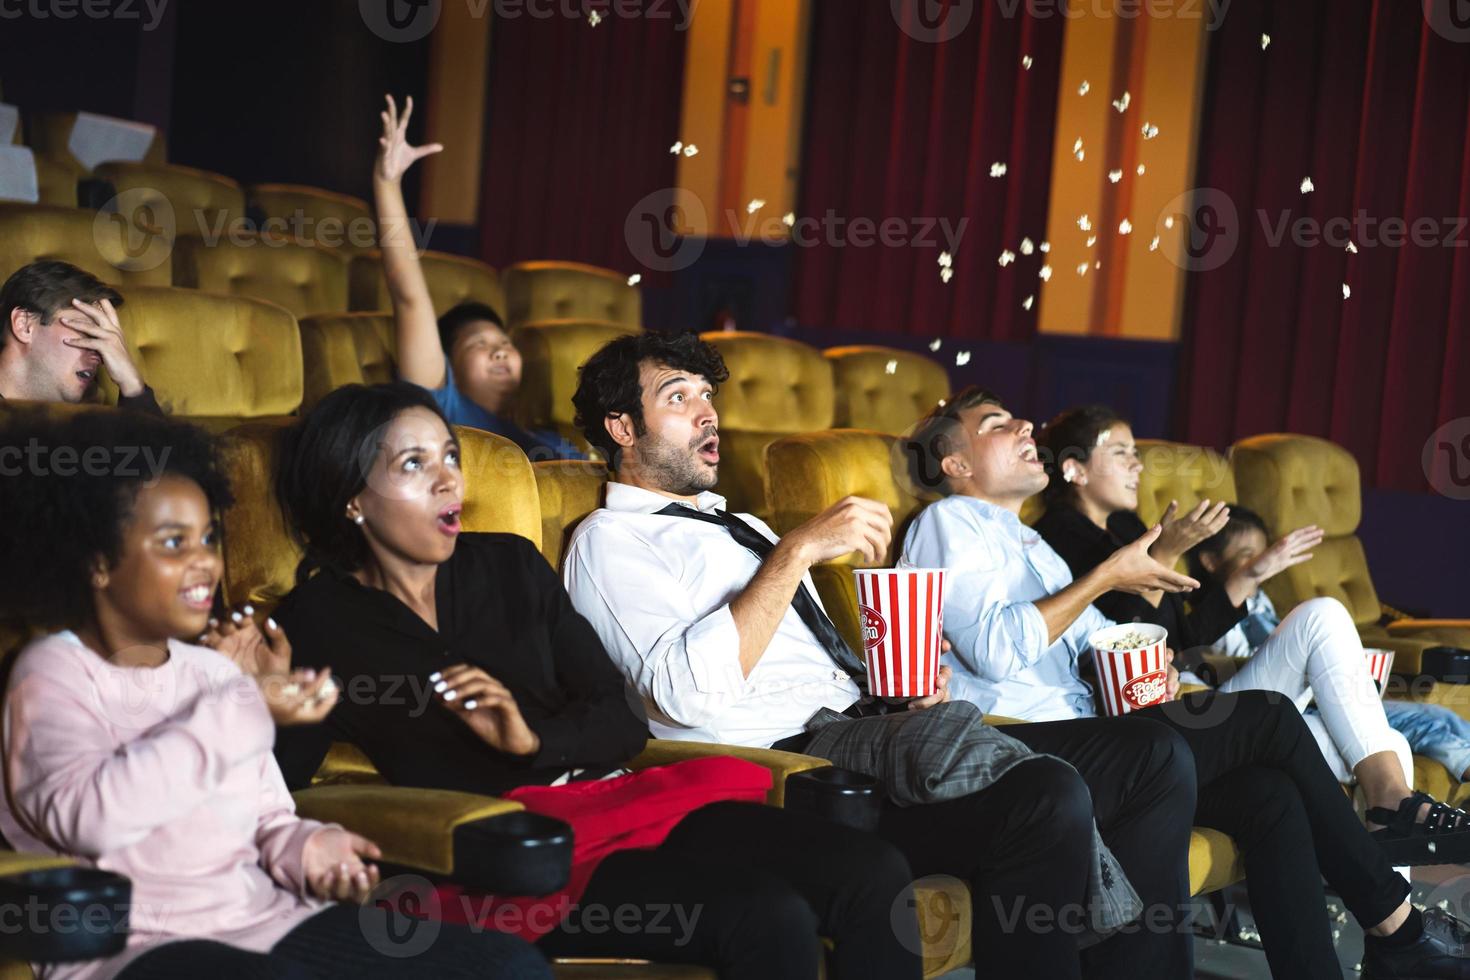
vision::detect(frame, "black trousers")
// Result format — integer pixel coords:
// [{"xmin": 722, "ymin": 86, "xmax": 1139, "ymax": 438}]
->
[
  {"xmin": 116, "ymin": 903, "xmax": 550, "ymax": 980},
  {"xmin": 538, "ymin": 800, "xmax": 923, "ymax": 980}
]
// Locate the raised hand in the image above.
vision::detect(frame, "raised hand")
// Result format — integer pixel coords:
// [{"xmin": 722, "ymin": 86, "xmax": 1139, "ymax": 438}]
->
[
  {"xmin": 779, "ymin": 496, "xmax": 893, "ymax": 566},
  {"xmin": 1102, "ymin": 525, "xmax": 1201, "ymax": 596},
  {"xmin": 304, "ymin": 828, "xmax": 382, "ymax": 904},
  {"xmin": 57, "ymin": 298, "xmax": 144, "ymax": 398},
  {"xmin": 1150, "ymin": 498, "xmax": 1230, "ymax": 567},
  {"xmin": 431, "ymin": 665, "xmax": 541, "ymax": 757},
  {"xmin": 1241, "ymin": 525, "xmax": 1324, "ymax": 586},
  {"xmin": 375, "ymin": 94, "xmax": 443, "ymax": 185}
]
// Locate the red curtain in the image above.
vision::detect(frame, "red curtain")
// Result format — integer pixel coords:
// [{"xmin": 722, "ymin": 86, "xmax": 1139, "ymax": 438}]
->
[
  {"xmin": 478, "ymin": 5, "xmax": 688, "ymax": 276},
  {"xmin": 791, "ymin": 0, "xmax": 1065, "ymax": 342},
  {"xmin": 1179, "ymin": 0, "xmax": 1470, "ymax": 492}
]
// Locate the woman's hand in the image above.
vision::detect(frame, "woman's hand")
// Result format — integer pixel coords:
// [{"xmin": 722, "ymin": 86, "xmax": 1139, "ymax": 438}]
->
[
  {"xmin": 1150, "ymin": 499, "xmax": 1230, "ymax": 568},
  {"xmin": 375, "ymin": 94, "xmax": 443, "ymax": 185},
  {"xmin": 257, "ymin": 668, "xmax": 338, "ymax": 727},
  {"xmin": 431, "ymin": 665, "xmax": 541, "ymax": 757},
  {"xmin": 201, "ymin": 606, "xmax": 290, "ymax": 678},
  {"xmin": 304, "ymin": 828, "xmax": 382, "ymax": 904}
]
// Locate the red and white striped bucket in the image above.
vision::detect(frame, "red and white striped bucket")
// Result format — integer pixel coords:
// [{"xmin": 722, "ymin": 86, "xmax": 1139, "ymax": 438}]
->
[
  {"xmin": 1088, "ymin": 623, "xmax": 1170, "ymax": 717},
  {"xmin": 1364, "ymin": 648, "xmax": 1396, "ymax": 698},
  {"xmin": 852, "ymin": 568, "xmax": 946, "ymax": 698}
]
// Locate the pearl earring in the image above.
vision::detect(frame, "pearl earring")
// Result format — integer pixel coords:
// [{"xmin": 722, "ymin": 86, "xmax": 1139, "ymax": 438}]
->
[{"xmin": 353, "ymin": 514, "xmax": 365, "ymax": 525}]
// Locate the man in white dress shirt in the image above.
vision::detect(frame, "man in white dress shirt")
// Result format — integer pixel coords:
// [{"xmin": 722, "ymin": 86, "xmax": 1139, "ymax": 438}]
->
[
  {"xmin": 561, "ymin": 333, "xmax": 1214, "ymax": 980},
  {"xmin": 897, "ymin": 387, "xmax": 1461, "ymax": 980}
]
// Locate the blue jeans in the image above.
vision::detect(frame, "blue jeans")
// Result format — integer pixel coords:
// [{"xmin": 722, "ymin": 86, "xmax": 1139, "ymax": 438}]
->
[{"xmin": 1384, "ymin": 700, "xmax": 1470, "ymax": 780}]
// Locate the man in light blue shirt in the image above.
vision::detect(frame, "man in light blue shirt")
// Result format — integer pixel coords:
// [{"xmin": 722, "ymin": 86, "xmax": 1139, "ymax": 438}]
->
[{"xmin": 895, "ymin": 386, "xmax": 1456, "ymax": 979}]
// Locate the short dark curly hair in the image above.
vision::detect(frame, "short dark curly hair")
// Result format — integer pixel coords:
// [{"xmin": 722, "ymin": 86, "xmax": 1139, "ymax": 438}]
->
[
  {"xmin": 276, "ymin": 381, "xmax": 455, "ymax": 581},
  {"xmin": 0, "ymin": 407, "xmax": 233, "ymax": 631},
  {"xmin": 572, "ymin": 332, "xmax": 729, "ymax": 467}
]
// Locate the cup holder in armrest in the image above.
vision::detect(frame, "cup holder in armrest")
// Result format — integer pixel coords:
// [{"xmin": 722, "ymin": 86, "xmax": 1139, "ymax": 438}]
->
[
  {"xmin": 452, "ymin": 811, "xmax": 573, "ymax": 897},
  {"xmin": 1421, "ymin": 647, "xmax": 1470, "ymax": 684},
  {"xmin": 784, "ymin": 768, "xmax": 882, "ymax": 833},
  {"xmin": 0, "ymin": 867, "xmax": 130, "ymax": 963}
]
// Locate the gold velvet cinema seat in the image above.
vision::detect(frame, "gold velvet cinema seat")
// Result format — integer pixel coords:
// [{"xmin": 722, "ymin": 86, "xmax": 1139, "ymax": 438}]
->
[
  {"xmin": 501, "ymin": 261, "xmax": 642, "ymax": 330},
  {"xmin": 107, "ymin": 286, "xmax": 303, "ymax": 431},
  {"xmin": 824, "ymin": 346, "xmax": 950, "ymax": 434},
  {"xmin": 31, "ymin": 153, "xmax": 79, "ymax": 207},
  {"xmin": 348, "ymin": 249, "xmax": 505, "ymax": 316},
  {"xmin": 0, "ymin": 202, "xmax": 173, "ymax": 287},
  {"xmin": 296, "ymin": 312, "xmax": 397, "ymax": 410},
  {"xmin": 1231, "ymin": 434, "xmax": 1469, "ymax": 702},
  {"xmin": 699, "ymin": 331, "xmax": 836, "ymax": 523},
  {"xmin": 20, "ymin": 111, "xmax": 166, "ymax": 176},
  {"xmin": 246, "ymin": 183, "xmax": 375, "ymax": 255},
  {"xmin": 512, "ymin": 319, "xmax": 642, "ymax": 453},
  {"xmin": 92, "ymin": 161, "xmax": 247, "ymax": 237},
  {"xmin": 172, "ymin": 232, "xmax": 350, "ymax": 318}
]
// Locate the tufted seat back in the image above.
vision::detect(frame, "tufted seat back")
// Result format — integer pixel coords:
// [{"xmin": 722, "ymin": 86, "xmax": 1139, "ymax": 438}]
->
[
  {"xmin": 348, "ymin": 250, "xmax": 505, "ymax": 317},
  {"xmin": 532, "ymin": 459, "xmax": 610, "ymax": 570},
  {"xmin": 502, "ymin": 261, "xmax": 641, "ymax": 329},
  {"xmin": 246, "ymin": 183, "xmax": 375, "ymax": 253},
  {"xmin": 93, "ymin": 162, "xmax": 246, "ymax": 234},
  {"xmin": 296, "ymin": 313, "xmax": 397, "ymax": 410},
  {"xmin": 824, "ymin": 346, "xmax": 949, "ymax": 434},
  {"xmin": 512, "ymin": 319, "xmax": 642, "ymax": 449},
  {"xmin": 22, "ymin": 111, "xmax": 166, "ymax": 174},
  {"xmin": 221, "ymin": 423, "xmax": 541, "ymax": 609},
  {"xmin": 1231, "ymin": 434, "xmax": 1377, "ymax": 627},
  {"xmin": 107, "ymin": 286, "xmax": 302, "ymax": 426},
  {"xmin": 764, "ymin": 429, "xmax": 920, "ymax": 653},
  {"xmin": 0, "ymin": 202, "xmax": 173, "ymax": 287},
  {"xmin": 699, "ymin": 331, "xmax": 835, "ymax": 521},
  {"xmin": 1134, "ymin": 439, "xmax": 1238, "ymax": 527},
  {"xmin": 172, "ymin": 233, "xmax": 349, "ymax": 318}
]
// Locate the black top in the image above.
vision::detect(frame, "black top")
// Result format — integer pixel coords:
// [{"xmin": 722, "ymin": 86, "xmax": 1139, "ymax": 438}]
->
[
  {"xmin": 272, "ymin": 532, "xmax": 649, "ymax": 795},
  {"xmin": 1034, "ymin": 505, "xmax": 1246, "ymax": 653},
  {"xmin": 118, "ymin": 385, "xmax": 163, "ymax": 416}
]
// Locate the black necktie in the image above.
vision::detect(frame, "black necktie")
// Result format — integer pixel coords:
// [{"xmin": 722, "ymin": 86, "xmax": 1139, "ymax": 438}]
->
[{"xmin": 655, "ymin": 503, "xmax": 869, "ymax": 687}]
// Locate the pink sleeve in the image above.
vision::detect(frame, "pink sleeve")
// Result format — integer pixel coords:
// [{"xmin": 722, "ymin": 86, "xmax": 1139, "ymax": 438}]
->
[
  {"xmin": 4, "ymin": 661, "xmax": 275, "ymax": 858},
  {"xmin": 254, "ymin": 754, "xmax": 335, "ymax": 897}
]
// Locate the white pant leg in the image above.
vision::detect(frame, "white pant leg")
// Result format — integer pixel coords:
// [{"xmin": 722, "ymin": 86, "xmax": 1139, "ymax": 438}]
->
[
  {"xmin": 1219, "ymin": 597, "xmax": 1405, "ymax": 773},
  {"xmin": 1302, "ymin": 710, "xmax": 1414, "ymax": 788}
]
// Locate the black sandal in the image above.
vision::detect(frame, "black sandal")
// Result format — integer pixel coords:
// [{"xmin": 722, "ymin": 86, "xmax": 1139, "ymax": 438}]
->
[{"xmin": 1368, "ymin": 791, "xmax": 1470, "ymax": 865}]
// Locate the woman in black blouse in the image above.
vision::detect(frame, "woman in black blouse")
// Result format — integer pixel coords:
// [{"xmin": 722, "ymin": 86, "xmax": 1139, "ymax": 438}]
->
[
  {"xmin": 1032, "ymin": 405, "xmax": 1441, "ymax": 837},
  {"xmin": 269, "ymin": 381, "xmax": 921, "ymax": 980}
]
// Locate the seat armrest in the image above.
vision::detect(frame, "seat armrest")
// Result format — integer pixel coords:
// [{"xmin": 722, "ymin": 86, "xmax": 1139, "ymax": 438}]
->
[
  {"xmin": 629, "ymin": 739, "xmax": 832, "ymax": 806},
  {"xmin": 293, "ymin": 784, "xmax": 572, "ymax": 895}
]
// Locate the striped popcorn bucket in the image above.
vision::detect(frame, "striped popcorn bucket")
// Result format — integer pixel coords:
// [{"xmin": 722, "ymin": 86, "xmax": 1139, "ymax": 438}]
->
[
  {"xmin": 853, "ymin": 569, "xmax": 946, "ymax": 698},
  {"xmin": 1088, "ymin": 623, "xmax": 1170, "ymax": 717},
  {"xmin": 1364, "ymin": 648, "xmax": 1396, "ymax": 698}
]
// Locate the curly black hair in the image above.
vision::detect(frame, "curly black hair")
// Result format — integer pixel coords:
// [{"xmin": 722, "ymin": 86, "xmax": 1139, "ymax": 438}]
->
[
  {"xmin": 571, "ymin": 332, "xmax": 729, "ymax": 467},
  {"xmin": 1035, "ymin": 404, "xmax": 1127, "ymax": 508},
  {"xmin": 275, "ymin": 381, "xmax": 455, "ymax": 581},
  {"xmin": 0, "ymin": 407, "xmax": 233, "ymax": 630}
]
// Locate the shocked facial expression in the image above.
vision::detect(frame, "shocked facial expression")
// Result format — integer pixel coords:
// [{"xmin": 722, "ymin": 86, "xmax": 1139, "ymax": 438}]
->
[
  {"xmin": 625, "ymin": 360, "xmax": 720, "ymax": 497},
  {"xmin": 349, "ymin": 407, "xmax": 466, "ymax": 568}
]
